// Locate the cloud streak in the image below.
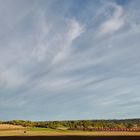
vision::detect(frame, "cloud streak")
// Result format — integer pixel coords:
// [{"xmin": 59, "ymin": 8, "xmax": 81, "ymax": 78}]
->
[{"xmin": 97, "ymin": 1, "xmax": 124, "ymax": 36}]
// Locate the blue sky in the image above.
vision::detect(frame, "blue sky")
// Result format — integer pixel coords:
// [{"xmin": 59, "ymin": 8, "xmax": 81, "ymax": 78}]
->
[{"xmin": 0, "ymin": 0, "xmax": 140, "ymax": 121}]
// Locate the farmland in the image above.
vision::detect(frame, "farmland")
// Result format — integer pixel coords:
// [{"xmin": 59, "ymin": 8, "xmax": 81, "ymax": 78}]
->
[{"xmin": 0, "ymin": 124, "xmax": 140, "ymax": 136}]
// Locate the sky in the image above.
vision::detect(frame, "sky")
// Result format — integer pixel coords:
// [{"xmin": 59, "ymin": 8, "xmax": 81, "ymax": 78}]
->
[{"xmin": 0, "ymin": 0, "xmax": 140, "ymax": 121}]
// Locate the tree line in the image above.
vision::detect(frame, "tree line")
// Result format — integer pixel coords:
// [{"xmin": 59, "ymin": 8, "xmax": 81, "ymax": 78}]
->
[{"xmin": 2, "ymin": 119, "xmax": 140, "ymax": 129}]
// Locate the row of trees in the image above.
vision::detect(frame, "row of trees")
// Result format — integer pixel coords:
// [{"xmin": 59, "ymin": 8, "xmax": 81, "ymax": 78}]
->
[{"xmin": 2, "ymin": 119, "xmax": 140, "ymax": 129}]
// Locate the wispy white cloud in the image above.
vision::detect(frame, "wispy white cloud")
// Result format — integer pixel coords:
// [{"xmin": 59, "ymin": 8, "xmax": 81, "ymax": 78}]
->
[
  {"xmin": 0, "ymin": 67, "xmax": 27, "ymax": 89},
  {"xmin": 97, "ymin": 1, "xmax": 124, "ymax": 36},
  {"xmin": 52, "ymin": 19, "xmax": 84, "ymax": 63}
]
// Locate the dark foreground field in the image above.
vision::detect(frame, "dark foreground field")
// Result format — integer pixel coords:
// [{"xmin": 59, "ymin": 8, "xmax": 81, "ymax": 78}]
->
[{"xmin": 0, "ymin": 136, "xmax": 140, "ymax": 140}]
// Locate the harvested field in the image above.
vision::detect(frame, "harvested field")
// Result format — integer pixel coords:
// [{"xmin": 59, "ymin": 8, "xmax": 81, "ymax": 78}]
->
[{"xmin": 0, "ymin": 124, "xmax": 24, "ymax": 130}]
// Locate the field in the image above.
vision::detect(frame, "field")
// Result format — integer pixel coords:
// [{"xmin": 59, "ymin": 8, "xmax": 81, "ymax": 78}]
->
[
  {"xmin": 0, "ymin": 124, "xmax": 140, "ymax": 136},
  {"xmin": 0, "ymin": 124, "xmax": 140, "ymax": 140}
]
